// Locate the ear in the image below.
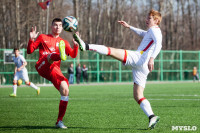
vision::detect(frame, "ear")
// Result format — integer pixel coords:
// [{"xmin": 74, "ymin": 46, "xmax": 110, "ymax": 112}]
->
[{"xmin": 154, "ymin": 19, "xmax": 159, "ymax": 25}]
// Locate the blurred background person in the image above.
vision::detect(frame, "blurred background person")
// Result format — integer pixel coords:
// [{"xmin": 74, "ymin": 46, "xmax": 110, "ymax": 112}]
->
[
  {"xmin": 82, "ymin": 64, "xmax": 88, "ymax": 83},
  {"xmin": 193, "ymin": 66, "xmax": 199, "ymax": 82},
  {"xmin": 68, "ymin": 63, "xmax": 74, "ymax": 84},
  {"xmin": 10, "ymin": 48, "xmax": 40, "ymax": 97},
  {"xmin": 100, "ymin": 68, "xmax": 105, "ymax": 82},
  {"xmin": 76, "ymin": 64, "xmax": 81, "ymax": 84}
]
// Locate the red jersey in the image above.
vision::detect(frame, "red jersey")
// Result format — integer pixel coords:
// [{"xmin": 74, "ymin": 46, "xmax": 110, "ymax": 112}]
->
[{"xmin": 27, "ymin": 34, "xmax": 78, "ymax": 66}]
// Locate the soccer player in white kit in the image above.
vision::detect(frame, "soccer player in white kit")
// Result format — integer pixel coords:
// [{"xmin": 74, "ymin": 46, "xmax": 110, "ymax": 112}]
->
[
  {"xmin": 74, "ymin": 9, "xmax": 162, "ymax": 129},
  {"xmin": 9, "ymin": 48, "xmax": 40, "ymax": 97}
]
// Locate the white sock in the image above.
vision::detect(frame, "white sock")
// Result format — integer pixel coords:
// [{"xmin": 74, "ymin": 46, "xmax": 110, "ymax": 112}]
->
[
  {"xmin": 140, "ymin": 99, "xmax": 154, "ymax": 117},
  {"xmin": 13, "ymin": 85, "xmax": 17, "ymax": 94},
  {"xmin": 61, "ymin": 96, "xmax": 69, "ymax": 101},
  {"xmin": 89, "ymin": 44, "xmax": 109, "ymax": 55},
  {"xmin": 29, "ymin": 82, "xmax": 38, "ymax": 90}
]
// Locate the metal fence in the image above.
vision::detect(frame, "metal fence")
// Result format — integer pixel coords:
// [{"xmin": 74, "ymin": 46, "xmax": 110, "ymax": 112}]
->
[{"xmin": 0, "ymin": 49, "xmax": 200, "ymax": 85}]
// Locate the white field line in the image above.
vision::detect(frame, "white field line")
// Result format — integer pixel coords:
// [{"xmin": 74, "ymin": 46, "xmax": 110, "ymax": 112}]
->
[
  {"xmin": 0, "ymin": 94, "xmax": 199, "ymax": 99},
  {"xmin": 0, "ymin": 80, "xmax": 199, "ymax": 88},
  {"xmin": 1, "ymin": 97, "xmax": 200, "ymax": 101},
  {"xmin": 146, "ymin": 94, "xmax": 199, "ymax": 97},
  {"xmin": 148, "ymin": 99, "xmax": 200, "ymax": 101}
]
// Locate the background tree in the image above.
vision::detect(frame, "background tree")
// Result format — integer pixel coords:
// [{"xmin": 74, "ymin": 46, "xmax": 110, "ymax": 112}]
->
[{"xmin": 0, "ymin": 0, "xmax": 199, "ymax": 50}]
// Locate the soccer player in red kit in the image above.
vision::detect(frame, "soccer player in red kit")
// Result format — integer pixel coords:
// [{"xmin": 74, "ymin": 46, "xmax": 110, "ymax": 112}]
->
[{"xmin": 27, "ymin": 18, "xmax": 79, "ymax": 129}]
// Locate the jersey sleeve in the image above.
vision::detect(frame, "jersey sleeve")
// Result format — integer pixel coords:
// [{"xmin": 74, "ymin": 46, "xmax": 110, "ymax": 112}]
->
[
  {"xmin": 20, "ymin": 55, "xmax": 26, "ymax": 63},
  {"xmin": 27, "ymin": 35, "xmax": 43, "ymax": 54},
  {"xmin": 130, "ymin": 26, "xmax": 147, "ymax": 37},
  {"xmin": 149, "ymin": 28, "xmax": 162, "ymax": 59},
  {"xmin": 64, "ymin": 40, "xmax": 78, "ymax": 58}
]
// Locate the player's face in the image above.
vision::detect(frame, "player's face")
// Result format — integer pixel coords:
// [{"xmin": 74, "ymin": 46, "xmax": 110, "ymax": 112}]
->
[
  {"xmin": 14, "ymin": 50, "xmax": 19, "ymax": 57},
  {"xmin": 146, "ymin": 15, "xmax": 157, "ymax": 28},
  {"xmin": 51, "ymin": 21, "xmax": 63, "ymax": 35}
]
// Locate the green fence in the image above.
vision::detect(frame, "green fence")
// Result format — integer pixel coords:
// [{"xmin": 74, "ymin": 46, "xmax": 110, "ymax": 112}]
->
[{"xmin": 0, "ymin": 49, "xmax": 200, "ymax": 85}]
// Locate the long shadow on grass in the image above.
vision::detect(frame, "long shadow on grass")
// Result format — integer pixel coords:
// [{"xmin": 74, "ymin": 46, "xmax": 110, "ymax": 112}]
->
[
  {"xmin": 0, "ymin": 126, "xmax": 148, "ymax": 131},
  {"xmin": 0, "ymin": 126, "xmax": 56, "ymax": 130},
  {"xmin": 69, "ymin": 126, "xmax": 147, "ymax": 131}
]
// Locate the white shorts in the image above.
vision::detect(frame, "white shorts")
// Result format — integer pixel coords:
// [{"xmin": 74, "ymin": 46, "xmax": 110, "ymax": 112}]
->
[
  {"xmin": 13, "ymin": 68, "xmax": 29, "ymax": 82},
  {"xmin": 124, "ymin": 50, "xmax": 150, "ymax": 88}
]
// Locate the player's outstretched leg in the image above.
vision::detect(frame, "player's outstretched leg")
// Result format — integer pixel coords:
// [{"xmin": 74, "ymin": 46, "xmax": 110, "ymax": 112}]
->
[
  {"xmin": 73, "ymin": 33, "xmax": 125, "ymax": 62},
  {"xmin": 59, "ymin": 40, "xmax": 67, "ymax": 61},
  {"xmin": 73, "ymin": 33, "xmax": 110, "ymax": 54},
  {"xmin": 74, "ymin": 31, "xmax": 125, "ymax": 61},
  {"xmin": 73, "ymin": 33, "xmax": 86, "ymax": 51}
]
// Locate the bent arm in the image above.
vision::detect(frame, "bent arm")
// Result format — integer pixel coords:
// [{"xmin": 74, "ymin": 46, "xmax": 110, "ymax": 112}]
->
[
  {"xmin": 27, "ymin": 40, "xmax": 35, "ymax": 54},
  {"xmin": 27, "ymin": 35, "xmax": 42, "ymax": 54},
  {"xmin": 27, "ymin": 26, "xmax": 40, "ymax": 54},
  {"xmin": 150, "ymin": 29, "xmax": 162, "ymax": 59},
  {"xmin": 20, "ymin": 61, "xmax": 27, "ymax": 69},
  {"xmin": 17, "ymin": 56, "xmax": 27, "ymax": 71},
  {"xmin": 14, "ymin": 66, "xmax": 17, "ymax": 75},
  {"xmin": 65, "ymin": 40, "xmax": 79, "ymax": 58}
]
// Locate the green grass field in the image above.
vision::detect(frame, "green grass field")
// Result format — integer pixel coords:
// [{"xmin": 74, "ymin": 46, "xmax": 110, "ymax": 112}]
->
[{"xmin": 0, "ymin": 82, "xmax": 200, "ymax": 133}]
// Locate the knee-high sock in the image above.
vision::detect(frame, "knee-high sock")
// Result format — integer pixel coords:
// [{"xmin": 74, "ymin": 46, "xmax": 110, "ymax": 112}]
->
[
  {"xmin": 13, "ymin": 84, "xmax": 17, "ymax": 94},
  {"xmin": 57, "ymin": 96, "xmax": 69, "ymax": 123},
  {"xmin": 138, "ymin": 97, "xmax": 154, "ymax": 117},
  {"xmin": 89, "ymin": 44, "xmax": 111, "ymax": 55},
  {"xmin": 28, "ymin": 82, "xmax": 38, "ymax": 90}
]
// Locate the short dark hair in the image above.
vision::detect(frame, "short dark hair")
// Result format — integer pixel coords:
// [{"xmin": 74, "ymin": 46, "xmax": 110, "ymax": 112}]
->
[
  {"xmin": 13, "ymin": 47, "xmax": 19, "ymax": 52},
  {"xmin": 52, "ymin": 18, "xmax": 62, "ymax": 25}
]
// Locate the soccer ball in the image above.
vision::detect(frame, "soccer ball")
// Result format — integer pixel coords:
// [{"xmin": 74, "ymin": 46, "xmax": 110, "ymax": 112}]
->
[
  {"xmin": 62, "ymin": 16, "xmax": 78, "ymax": 32},
  {"xmin": 17, "ymin": 79, "xmax": 22, "ymax": 86}
]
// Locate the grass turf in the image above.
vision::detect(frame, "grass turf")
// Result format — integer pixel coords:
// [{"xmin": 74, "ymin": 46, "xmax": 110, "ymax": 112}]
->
[{"xmin": 0, "ymin": 82, "xmax": 200, "ymax": 133}]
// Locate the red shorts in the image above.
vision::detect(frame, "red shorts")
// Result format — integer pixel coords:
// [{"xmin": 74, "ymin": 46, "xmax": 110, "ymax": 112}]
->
[{"xmin": 35, "ymin": 55, "xmax": 69, "ymax": 90}]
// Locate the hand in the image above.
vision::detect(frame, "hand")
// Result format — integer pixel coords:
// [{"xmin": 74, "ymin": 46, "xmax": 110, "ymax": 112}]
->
[
  {"xmin": 73, "ymin": 39, "xmax": 79, "ymax": 46},
  {"xmin": 73, "ymin": 32, "xmax": 80, "ymax": 46},
  {"xmin": 118, "ymin": 21, "xmax": 130, "ymax": 28},
  {"xmin": 75, "ymin": 31, "xmax": 80, "ymax": 36},
  {"xmin": 30, "ymin": 26, "xmax": 39, "ymax": 41},
  {"xmin": 17, "ymin": 68, "xmax": 21, "ymax": 72},
  {"xmin": 148, "ymin": 57, "xmax": 154, "ymax": 72}
]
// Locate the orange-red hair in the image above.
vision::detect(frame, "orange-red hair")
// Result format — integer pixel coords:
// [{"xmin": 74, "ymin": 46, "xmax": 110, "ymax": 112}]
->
[{"xmin": 148, "ymin": 9, "xmax": 162, "ymax": 25}]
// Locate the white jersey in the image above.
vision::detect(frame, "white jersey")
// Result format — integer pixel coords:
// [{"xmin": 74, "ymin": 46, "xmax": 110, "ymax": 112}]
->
[
  {"xmin": 13, "ymin": 55, "xmax": 27, "ymax": 71},
  {"xmin": 13, "ymin": 55, "xmax": 29, "ymax": 81},
  {"xmin": 125, "ymin": 26, "xmax": 162, "ymax": 88},
  {"xmin": 130, "ymin": 26, "xmax": 162, "ymax": 60}
]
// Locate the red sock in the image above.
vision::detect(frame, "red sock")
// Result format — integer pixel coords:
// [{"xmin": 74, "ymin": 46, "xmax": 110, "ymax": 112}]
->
[
  {"xmin": 50, "ymin": 53, "xmax": 61, "ymax": 61},
  {"xmin": 57, "ymin": 100, "xmax": 68, "ymax": 123}
]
